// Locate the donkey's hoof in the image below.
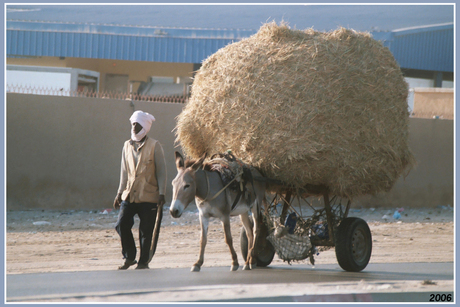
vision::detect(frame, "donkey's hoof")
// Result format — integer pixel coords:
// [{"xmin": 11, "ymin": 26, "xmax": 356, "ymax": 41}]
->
[
  {"xmin": 230, "ymin": 264, "xmax": 239, "ymax": 271},
  {"xmin": 191, "ymin": 265, "xmax": 201, "ymax": 272},
  {"xmin": 250, "ymin": 263, "xmax": 257, "ymax": 270},
  {"xmin": 243, "ymin": 264, "xmax": 251, "ymax": 270}
]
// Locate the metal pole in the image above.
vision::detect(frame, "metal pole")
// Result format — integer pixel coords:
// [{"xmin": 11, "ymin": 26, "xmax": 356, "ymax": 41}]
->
[
  {"xmin": 280, "ymin": 189, "xmax": 292, "ymax": 225},
  {"xmin": 323, "ymin": 191, "xmax": 335, "ymax": 244}
]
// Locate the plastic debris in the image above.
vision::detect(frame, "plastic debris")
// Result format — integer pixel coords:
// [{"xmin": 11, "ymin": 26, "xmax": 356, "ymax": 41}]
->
[
  {"xmin": 393, "ymin": 211, "xmax": 401, "ymax": 219},
  {"xmin": 100, "ymin": 209, "xmax": 112, "ymax": 214},
  {"xmin": 284, "ymin": 212, "xmax": 297, "ymax": 234},
  {"xmin": 33, "ymin": 221, "xmax": 51, "ymax": 226},
  {"xmin": 382, "ymin": 215, "xmax": 391, "ymax": 220},
  {"xmin": 312, "ymin": 222, "xmax": 329, "ymax": 239}
]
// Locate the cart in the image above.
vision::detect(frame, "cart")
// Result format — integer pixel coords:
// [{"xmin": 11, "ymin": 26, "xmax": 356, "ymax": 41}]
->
[{"xmin": 240, "ymin": 179, "xmax": 373, "ymax": 272}]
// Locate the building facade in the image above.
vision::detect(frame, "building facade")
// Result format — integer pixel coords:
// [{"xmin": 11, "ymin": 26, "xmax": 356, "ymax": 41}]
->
[{"xmin": 6, "ymin": 20, "xmax": 454, "ymax": 96}]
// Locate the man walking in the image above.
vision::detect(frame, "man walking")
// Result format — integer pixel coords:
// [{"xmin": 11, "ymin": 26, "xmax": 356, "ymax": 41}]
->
[{"xmin": 113, "ymin": 110, "xmax": 167, "ymax": 270}]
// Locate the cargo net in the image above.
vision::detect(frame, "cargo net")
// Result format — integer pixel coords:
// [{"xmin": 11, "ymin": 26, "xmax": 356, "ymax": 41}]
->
[
  {"xmin": 264, "ymin": 193, "xmax": 349, "ymax": 264},
  {"xmin": 267, "ymin": 229, "xmax": 312, "ymax": 263}
]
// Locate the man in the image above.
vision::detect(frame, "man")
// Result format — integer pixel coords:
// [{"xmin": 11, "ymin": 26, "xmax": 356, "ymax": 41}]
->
[{"xmin": 113, "ymin": 110, "xmax": 167, "ymax": 270}]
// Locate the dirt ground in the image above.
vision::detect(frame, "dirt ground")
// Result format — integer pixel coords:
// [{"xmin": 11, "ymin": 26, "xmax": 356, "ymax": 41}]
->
[{"xmin": 6, "ymin": 205, "xmax": 454, "ymax": 275}]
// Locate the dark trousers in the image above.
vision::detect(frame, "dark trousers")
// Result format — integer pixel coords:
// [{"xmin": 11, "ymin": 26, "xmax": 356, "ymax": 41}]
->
[{"xmin": 115, "ymin": 201, "xmax": 158, "ymax": 265}]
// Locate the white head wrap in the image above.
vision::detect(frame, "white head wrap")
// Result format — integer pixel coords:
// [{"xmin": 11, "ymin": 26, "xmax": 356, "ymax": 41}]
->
[{"xmin": 129, "ymin": 110, "xmax": 156, "ymax": 141}]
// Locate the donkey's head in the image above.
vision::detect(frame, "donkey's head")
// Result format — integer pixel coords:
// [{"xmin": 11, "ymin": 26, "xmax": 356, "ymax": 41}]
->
[{"xmin": 170, "ymin": 151, "xmax": 207, "ymax": 218}]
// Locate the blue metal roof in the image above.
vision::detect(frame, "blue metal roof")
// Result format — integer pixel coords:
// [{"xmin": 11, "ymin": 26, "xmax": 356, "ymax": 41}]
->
[
  {"xmin": 372, "ymin": 23, "xmax": 453, "ymax": 73},
  {"xmin": 6, "ymin": 20, "xmax": 256, "ymax": 63},
  {"xmin": 6, "ymin": 20, "xmax": 257, "ymax": 39},
  {"xmin": 6, "ymin": 20, "xmax": 453, "ymax": 72}
]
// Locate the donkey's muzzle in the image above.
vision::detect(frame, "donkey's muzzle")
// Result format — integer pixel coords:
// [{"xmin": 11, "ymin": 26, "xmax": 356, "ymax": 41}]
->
[
  {"xmin": 170, "ymin": 200, "xmax": 184, "ymax": 218},
  {"xmin": 170, "ymin": 208, "xmax": 181, "ymax": 218}
]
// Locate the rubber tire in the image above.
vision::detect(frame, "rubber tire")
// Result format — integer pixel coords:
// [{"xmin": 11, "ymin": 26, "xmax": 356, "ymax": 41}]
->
[
  {"xmin": 335, "ymin": 217, "xmax": 372, "ymax": 272},
  {"xmin": 240, "ymin": 217, "xmax": 275, "ymax": 267}
]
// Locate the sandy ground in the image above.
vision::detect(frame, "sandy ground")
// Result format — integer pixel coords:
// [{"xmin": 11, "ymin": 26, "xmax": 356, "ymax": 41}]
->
[{"xmin": 6, "ymin": 205, "xmax": 454, "ymax": 275}]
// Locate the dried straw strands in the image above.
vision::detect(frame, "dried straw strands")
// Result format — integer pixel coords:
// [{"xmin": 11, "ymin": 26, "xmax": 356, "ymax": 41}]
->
[{"xmin": 175, "ymin": 22, "xmax": 415, "ymax": 198}]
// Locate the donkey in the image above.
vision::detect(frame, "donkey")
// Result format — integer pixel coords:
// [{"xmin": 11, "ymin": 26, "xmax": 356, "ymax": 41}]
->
[{"xmin": 170, "ymin": 151, "xmax": 268, "ymax": 272}]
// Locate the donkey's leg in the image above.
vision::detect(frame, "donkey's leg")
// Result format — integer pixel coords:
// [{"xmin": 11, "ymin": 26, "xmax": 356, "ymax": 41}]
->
[
  {"xmin": 248, "ymin": 208, "xmax": 260, "ymax": 270},
  {"xmin": 240, "ymin": 212, "xmax": 254, "ymax": 270},
  {"xmin": 192, "ymin": 214, "xmax": 209, "ymax": 272},
  {"xmin": 222, "ymin": 216, "xmax": 239, "ymax": 271}
]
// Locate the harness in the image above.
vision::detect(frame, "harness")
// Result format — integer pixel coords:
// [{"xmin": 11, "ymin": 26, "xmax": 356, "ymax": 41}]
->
[
  {"xmin": 202, "ymin": 152, "xmax": 256, "ymax": 211},
  {"xmin": 203, "ymin": 169, "xmax": 243, "ymax": 202}
]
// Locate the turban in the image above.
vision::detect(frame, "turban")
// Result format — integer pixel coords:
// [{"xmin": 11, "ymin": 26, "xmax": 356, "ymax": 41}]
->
[{"xmin": 130, "ymin": 110, "xmax": 156, "ymax": 133}]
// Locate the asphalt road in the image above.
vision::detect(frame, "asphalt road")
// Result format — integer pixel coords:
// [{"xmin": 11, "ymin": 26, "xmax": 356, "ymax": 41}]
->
[{"xmin": 6, "ymin": 262, "xmax": 454, "ymax": 303}]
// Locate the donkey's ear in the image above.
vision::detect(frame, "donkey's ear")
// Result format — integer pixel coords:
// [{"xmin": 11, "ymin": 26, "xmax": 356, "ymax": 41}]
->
[
  {"xmin": 191, "ymin": 152, "xmax": 207, "ymax": 171},
  {"xmin": 175, "ymin": 151, "xmax": 185, "ymax": 169}
]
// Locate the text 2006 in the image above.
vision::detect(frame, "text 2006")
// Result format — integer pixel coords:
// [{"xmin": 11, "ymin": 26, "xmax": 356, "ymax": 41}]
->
[{"xmin": 429, "ymin": 294, "xmax": 452, "ymax": 302}]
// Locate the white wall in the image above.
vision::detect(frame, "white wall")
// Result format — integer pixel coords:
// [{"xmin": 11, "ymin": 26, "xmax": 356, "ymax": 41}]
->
[
  {"xmin": 404, "ymin": 77, "xmax": 454, "ymax": 113},
  {"xmin": 405, "ymin": 77, "xmax": 434, "ymax": 112},
  {"xmin": 7, "ymin": 70, "xmax": 72, "ymax": 94}
]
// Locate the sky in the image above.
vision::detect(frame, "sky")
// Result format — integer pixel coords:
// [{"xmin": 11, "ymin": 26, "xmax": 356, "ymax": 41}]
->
[{"xmin": 5, "ymin": 4, "xmax": 454, "ymax": 32}]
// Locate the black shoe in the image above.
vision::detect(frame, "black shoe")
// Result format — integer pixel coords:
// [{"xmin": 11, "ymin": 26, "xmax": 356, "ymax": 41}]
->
[
  {"xmin": 135, "ymin": 262, "xmax": 149, "ymax": 270},
  {"xmin": 118, "ymin": 259, "xmax": 137, "ymax": 270}
]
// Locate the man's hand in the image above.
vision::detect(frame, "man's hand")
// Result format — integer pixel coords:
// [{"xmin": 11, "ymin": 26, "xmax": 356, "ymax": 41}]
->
[
  {"xmin": 113, "ymin": 193, "xmax": 122, "ymax": 210},
  {"xmin": 158, "ymin": 195, "xmax": 165, "ymax": 207}
]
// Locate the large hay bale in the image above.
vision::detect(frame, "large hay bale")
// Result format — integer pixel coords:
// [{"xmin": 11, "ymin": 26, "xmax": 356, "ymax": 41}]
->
[{"xmin": 176, "ymin": 22, "xmax": 415, "ymax": 198}]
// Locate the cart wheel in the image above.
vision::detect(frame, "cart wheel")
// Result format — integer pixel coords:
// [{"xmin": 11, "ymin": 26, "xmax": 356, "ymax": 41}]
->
[
  {"xmin": 335, "ymin": 217, "xmax": 372, "ymax": 272},
  {"xmin": 240, "ymin": 218, "xmax": 275, "ymax": 267}
]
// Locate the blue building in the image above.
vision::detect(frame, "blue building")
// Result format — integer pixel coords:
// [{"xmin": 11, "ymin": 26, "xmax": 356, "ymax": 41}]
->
[{"xmin": 6, "ymin": 20, "xmax": 454, "ymax": 94}]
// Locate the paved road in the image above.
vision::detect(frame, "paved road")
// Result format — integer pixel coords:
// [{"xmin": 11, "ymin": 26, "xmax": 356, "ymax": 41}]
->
[{"xmin": 7, "ymin": 262, "xmax": 454, "ymax": 303}]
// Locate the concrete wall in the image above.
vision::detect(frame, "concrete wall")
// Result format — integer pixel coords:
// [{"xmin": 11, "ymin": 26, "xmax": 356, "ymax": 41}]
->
[
  {"xmin": 7, "ymin": 93, "xmax": 184, "ymax": 210},
  {"xmin": 6, "ymin": 93, "xmax": 453, "ymax": 210},
  {"xmin": 354, "ymin": 117, "xmax": 453, "ymax": 209}
]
